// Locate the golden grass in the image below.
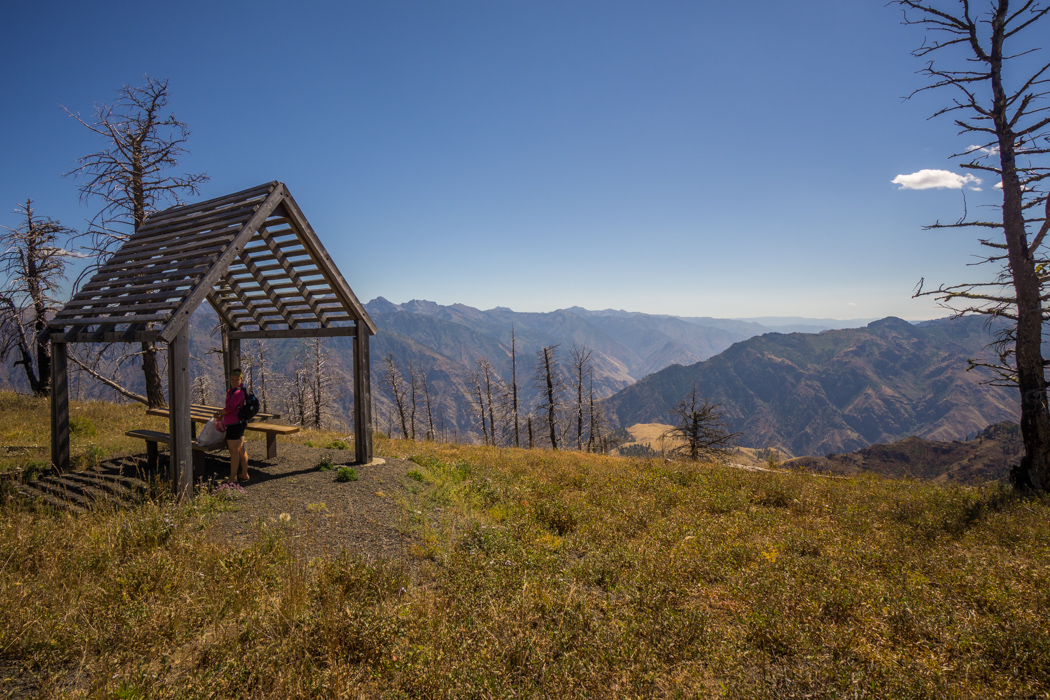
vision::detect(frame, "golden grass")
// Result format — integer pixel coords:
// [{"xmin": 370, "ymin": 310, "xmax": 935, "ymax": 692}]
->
[{"xmin": 2, "ymin": 392, "xmax": 1050, "ymax": 698}]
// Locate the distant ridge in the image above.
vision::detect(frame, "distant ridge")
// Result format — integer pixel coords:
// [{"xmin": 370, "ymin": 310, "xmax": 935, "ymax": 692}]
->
[{"xmin": 601, "ymin": 315, "xmax": 1018, "ymax": 457}]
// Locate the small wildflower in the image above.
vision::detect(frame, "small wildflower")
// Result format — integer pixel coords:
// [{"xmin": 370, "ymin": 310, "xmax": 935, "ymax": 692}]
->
[{"xmin": 279, "ymin": 512, "xmax": 291, "ymax": 523}]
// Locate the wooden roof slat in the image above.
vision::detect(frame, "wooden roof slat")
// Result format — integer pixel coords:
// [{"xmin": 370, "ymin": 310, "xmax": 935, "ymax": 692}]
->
[
  {"xmin": 79, "ymin": 262, "xmax": 210, "ymax": 287},
  {"xmin": 137, "ymin": 184, "xmax": 273, "ymax": 233},
  {"xmin": 106, "ymin": 227, "xmax": 240, "ymax": 264},
  {"xmin": 62, "ymin": 289, "xmax": 185, "ymax": 308},
  {"xmin": 256, "ymin": 226, "xmax": 329, "ymax": 324},
  {"xmin": 236, "ymin": 248, "xmax": 299, "ymax": 329},
  {"xmin": 54, "ymin": 300, "xmax": 181, "ymax": 319},
  {"xmin": 77, "ymin": 277, "xmax": 207, "ymax": 299},
  {"xmin": 222, "ymin": 272, "xmax": 272, "ymax": 331},
  {"xmin": 124, "ymin": 214, "xmax": 247, "ymax": 246},
  {"xmin": 58, "ymin": 313, "xmax": 170, "ymax": 326},
  {"xmin": 138, "ymin": 183, "xmax": 275, "ymax": 228},
  {"xmin": 93, "ymin": 242, "xmax": 227, "ymax": 276},
  {"xmin": 124, "ymin": 218, "xmax": 251, "ymax": 252}
]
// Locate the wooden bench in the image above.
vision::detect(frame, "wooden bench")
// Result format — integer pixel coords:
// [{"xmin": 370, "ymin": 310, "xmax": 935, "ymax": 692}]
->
[
  {"xmin": 146, "ymin": 404, "xmax": 300, "ymax": 459},
  {"xmin": 125, "ymin": 429, "xmax": 227, "ymax": 475}
]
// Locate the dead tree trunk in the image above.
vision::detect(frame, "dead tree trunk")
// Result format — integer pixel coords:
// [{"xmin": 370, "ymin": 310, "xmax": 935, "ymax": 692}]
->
[
  {"xmin": 570, "ymin": 344, "xmax": 593, "ymax": 451},
  {"xmin": 536, "ymin": 345, "xmax": 562, "ymax": 450},
  {"xmin": 383, "ymin": 353, "xmax": 410, "ymax": 439},
  {"xmin": 511, "ymin": 327, "xmax": 521, "ymax": 447},
  {"xmin": 897, "ymin": 0, "xmax": 1050, "ymax": 489}
]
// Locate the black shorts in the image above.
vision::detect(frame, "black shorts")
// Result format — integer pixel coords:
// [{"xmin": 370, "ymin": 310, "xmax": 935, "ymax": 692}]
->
[{"xmin": 224, "ymin": 422, "xmax": 247, "ymax": 441}]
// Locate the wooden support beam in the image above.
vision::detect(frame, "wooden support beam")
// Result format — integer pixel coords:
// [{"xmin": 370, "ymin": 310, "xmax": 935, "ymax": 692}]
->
[
  {"xmin": 47, "ymin": 329, "xmax": 160, "ymax": 344},
  {"xmin": 168, "ymin": 331, "xmax": 193, "ymax": 499},
  {"xmin": 50, "ymin": 342, "xmax": 70, "ymax": 471},
  {"xmin": 226, "ymin": 337, "xmax": 241, "ymax": 390},
  {"xmin": 228, "ymin": 326, "xmax": 357, "ymax": 340},
  {"xmin": 354, "ymin": 327, "xmax": 373, "ymax": 465}
]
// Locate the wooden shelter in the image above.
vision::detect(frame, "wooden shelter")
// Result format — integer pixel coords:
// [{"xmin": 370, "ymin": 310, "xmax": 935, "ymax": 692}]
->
[{"xmin": 45, "ymin": 182, "xmax": 377, "ymax": 497}]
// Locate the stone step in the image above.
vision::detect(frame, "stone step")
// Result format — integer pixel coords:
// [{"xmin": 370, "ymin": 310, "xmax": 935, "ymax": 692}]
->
[{"xmin": 14, "ymin": 483, "xmax": 88, "ymax": 515}]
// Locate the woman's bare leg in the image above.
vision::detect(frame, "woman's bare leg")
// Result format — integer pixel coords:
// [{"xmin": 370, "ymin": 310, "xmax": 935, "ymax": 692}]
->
[
  {"xmin": 228, "ymin": 437, "xmax": 244, "ymax": 481},
  {"xmin": 238, "ymin": 442, "xmax": 249, "ymax": 480}
]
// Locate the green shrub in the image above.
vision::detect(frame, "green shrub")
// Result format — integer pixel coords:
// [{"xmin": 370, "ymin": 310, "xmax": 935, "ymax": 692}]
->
[
  {"xmin": 69, "ymin": 415, "xmax": 97, "ymax": 437},
  {"xmin": 21, "ymin": 460, "xmax": 50, "ymax": 481},
  {"xmin": 406, "ymin": 469, "xmax": 425, "ymax": 482},
  {"xmin": 336, "ymin": 467, "xmax": 358, "ymax": 482},
  {"xmin": 317, "ymin": 456, "xmax": 335, "ymax": 471},
  {"xmin": 325, "ymin": 440, "xmax": 350, "ymax": 450}
]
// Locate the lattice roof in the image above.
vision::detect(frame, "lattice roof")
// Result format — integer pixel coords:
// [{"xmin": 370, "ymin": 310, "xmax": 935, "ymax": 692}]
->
[{"xmin": 48, "ymin": 182, "xmax": 376, "ymax": 344}]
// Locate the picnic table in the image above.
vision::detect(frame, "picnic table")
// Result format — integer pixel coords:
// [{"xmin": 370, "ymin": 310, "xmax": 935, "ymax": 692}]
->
[{"xmin": 145, "ymin": 403, "xmax": 299, "ymax": 459}]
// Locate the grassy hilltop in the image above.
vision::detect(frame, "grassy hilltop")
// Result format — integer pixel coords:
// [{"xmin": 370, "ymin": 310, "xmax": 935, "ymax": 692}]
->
[{"xmin": 2, "ymin": 393, "xmax": 1050, "ymax": 697}]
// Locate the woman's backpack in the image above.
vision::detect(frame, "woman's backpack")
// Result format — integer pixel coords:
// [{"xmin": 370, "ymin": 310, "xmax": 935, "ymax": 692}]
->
[{"xmin": 237, "ymin": 389, "xmax": 261, "ymax": 422}]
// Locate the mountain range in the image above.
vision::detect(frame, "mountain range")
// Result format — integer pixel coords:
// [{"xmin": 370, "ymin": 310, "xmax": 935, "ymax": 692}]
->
[
  {"xmin": 2, "ymin": 299, "xmax": 1019, "ymax": 459},
  {"xmin": 601, "ymin": 316, "xmax": 1019, "ymax": 456}
]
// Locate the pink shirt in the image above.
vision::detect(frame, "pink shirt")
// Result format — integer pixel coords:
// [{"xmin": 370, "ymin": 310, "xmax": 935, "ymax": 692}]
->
[{"xmin": 223, "ymin": 386, "xmax": 246, "ymax": 426}]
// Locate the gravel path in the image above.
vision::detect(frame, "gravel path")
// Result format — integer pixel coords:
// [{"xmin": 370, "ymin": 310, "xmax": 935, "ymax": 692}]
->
[{"xmin": 197, "ymin": 443, "xmax": 415, "ymax": 560}]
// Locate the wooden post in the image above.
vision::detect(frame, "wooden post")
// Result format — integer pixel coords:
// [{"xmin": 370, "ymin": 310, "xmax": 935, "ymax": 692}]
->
[
  {"xmin": 167, "ymin": 331, "xmax": 193, "ymax": 498},
  {"xmin": 225, "ymin": 336, "xmax": 241, "ymax": 389},
  {"xmin": 50, "ymin": 340, "xmax": 70, "ymax": 471},
  {"xmin": 354, "ymin": 328, "xmax": 373, "ymax": 464}
]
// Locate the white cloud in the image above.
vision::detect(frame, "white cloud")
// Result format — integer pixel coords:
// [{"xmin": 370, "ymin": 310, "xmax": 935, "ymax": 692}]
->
[
  {"xmin": 966, "ymin": 144, "xmax": 999, "ymax": 159},
  {"xmin": 892, "ymin": 169, "xmax": 982, "ymax": 190},
  {"xmin": 995, "ymin": 181, "xmax": 1003, "ymax": 189}
]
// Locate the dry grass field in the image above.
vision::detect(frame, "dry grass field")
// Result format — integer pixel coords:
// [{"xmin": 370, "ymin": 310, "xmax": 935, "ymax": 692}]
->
[{"xmin": 2, "ymin": 391, "xmax": 1050, "ymax": 698}]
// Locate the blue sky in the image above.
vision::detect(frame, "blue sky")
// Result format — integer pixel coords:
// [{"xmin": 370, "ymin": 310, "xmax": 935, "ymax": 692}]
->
[{"xmin": 0, "ymin": 0, "xmax": 1029, "ymax": 320}]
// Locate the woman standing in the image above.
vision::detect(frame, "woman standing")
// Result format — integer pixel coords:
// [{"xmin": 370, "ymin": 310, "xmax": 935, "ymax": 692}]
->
[{"xmin": 215, "ymin": 368, "xmax": 250, "ymax": 482}]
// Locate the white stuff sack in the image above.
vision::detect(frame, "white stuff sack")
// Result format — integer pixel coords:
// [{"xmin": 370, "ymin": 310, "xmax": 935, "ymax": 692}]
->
[{"xmin": 197, "ymin": 418, "xmax": 226, "ymax": 447}]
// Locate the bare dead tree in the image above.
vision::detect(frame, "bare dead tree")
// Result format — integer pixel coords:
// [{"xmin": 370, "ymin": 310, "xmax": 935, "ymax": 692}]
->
[
  {"xmin": 407, "ymin": 361, "xmax": 419, "ymax": 440},
  {"xmin": 257, "ymin": 341, "xmax": 270, "ymax": 413},
  {"xmin": 897, "ymin": 0, "xmax": 1050, "ymax": 488},
  {"xmin": 292, "ymin": 366, "xmax": 310, "ymax": 427},
  {"xmin": 471, "ymin": 363, "xmax": 490, "ymax": 445},
  {"xmin": 587, "ymin": 373, "xmax": 605, "ymax": 453},
  {"xmin": 383, "ymin": 353, "xmax": 410, "ymax": 439},
  {"xmin": 64, "ymin": 76, "xmax": 209, "ymax": 409},
  {"xmin": 511, "ymin": 327, "xmax": 521, "ymax": 447},
  {"xmin": 309, "ymin": 337, "xmax": 333, "ymax": 429},
  {"xmin": 66, "ymin": 346, "xmax": 146, "ymax": 404},
  {"xmin": 477, "ymin": 357, "xmax": 507, "ymax": 446},
  {"xmin": 527, "ymin": 413, "xmax": 535, "ymax": 449},
  {"xmin": 0, "ymin": 201, "xmax": 79, "ymax": 395},
  {"xmin": 422, "ymin": 368, "xmax": 436, "ymax": 440},
  {"xmin": 569, "ymin": 344, "xmax": 593, "ymax": 451},
  {"xmin": 664, "ymin": 383, "xmax": 739, "ymax": 463},
  {"xmin": 535, "ymin": 345, "xmax": 563, "ymax": 450}
]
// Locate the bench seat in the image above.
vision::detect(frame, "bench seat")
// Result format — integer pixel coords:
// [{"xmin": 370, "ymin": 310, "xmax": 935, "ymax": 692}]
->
[{"xmin": 125, "ymin": 429, "xmax": 226, "ymax": 475}]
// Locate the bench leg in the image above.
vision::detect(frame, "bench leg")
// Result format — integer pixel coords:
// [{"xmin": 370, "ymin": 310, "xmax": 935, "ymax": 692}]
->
[
  {"xmin": 266, "ymin": 431, "xmax": 277, "ymax": 460},
  {"xmin": 146, "ymin": 441, "xmax": 159, "ymax": 471}
]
